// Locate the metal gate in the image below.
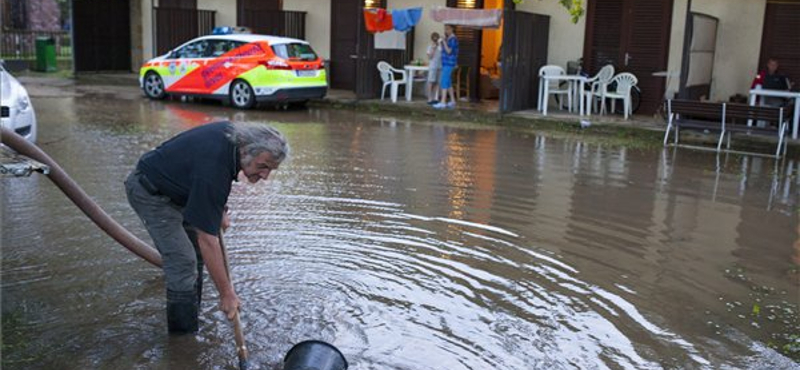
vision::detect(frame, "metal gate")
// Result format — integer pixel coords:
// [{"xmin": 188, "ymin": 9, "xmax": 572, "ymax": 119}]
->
[{"xmin": 499, "ymin": 10, "xmax": 549, "ymax": 113}]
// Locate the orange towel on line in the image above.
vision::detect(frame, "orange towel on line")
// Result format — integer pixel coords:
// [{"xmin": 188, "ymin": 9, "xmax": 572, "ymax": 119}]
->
[{"xmin": 364, "ymin": 9, "xmax": 394, "ymax": 33}]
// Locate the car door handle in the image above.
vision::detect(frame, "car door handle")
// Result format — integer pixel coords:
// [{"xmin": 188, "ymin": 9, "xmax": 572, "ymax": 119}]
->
[{"xmin": 349, "ymin": 55, "xmax": 358, "ymax": 59}]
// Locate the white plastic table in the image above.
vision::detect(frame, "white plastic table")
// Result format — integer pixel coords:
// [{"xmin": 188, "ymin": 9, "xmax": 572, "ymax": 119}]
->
[
  {"xmin": 404, "ymin": 65, "xmax": 429, "ymax": 101},
  {"xmin": 539, "ymin": 74, "xmax": 587, "ymax": 116},
  {"xmin": 748, "ymin": 88, "xmax": 800, "ymax": 139}
]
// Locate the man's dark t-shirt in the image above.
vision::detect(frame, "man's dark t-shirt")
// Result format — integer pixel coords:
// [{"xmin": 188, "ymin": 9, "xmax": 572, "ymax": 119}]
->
[
  {"xmin": 763, "ymin": 72, "xmax": 790, "ymax": 90},
  {"xmin": 137, "ymin": 121, "xmax": 239, "ymax": 235}
]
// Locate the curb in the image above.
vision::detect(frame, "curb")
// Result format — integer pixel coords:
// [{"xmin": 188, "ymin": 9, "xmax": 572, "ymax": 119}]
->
[{"xmin": 310, "ymin": 98, "xmax": 800, "ymax": 158}]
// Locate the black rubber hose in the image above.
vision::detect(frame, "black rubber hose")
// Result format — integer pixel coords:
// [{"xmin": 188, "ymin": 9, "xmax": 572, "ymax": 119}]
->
[{"xmin": 2, "ymin": 127, "xmax": 162, "ymax": 267}]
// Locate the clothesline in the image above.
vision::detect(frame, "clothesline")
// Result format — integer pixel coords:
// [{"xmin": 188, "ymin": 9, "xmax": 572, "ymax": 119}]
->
[
  {"xmin": 363, "ymin": 6, "xmax": 503, "ymax": 33},
  {"xmin": 430, "ymin": 6, "xmax": 503, "ymax": 28}
]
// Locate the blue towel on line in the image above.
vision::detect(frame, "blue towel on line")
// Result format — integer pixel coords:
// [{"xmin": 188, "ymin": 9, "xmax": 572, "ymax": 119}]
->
[{"xmin": 392, "ymin": 7, "xmax": 423, "ymax": 32}]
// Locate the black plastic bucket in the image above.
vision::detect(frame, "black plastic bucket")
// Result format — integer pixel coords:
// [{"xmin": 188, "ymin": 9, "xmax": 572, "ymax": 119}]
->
[{"xmin": 283, "ymin": 340, "xmax": 348, "ymax": 370}]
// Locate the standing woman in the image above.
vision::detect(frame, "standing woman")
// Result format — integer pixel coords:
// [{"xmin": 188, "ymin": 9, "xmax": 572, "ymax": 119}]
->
[{"xmin": 434, "ymin": 24, "xmax": 459, "ymax": 109}]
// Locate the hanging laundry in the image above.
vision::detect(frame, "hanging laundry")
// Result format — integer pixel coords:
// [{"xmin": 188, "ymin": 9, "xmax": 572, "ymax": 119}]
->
[
  {"xmin": 375, "ymin": 30, "xmax": 406, "ymax": 50},
  {"xmin": 392, "ymin": 7, "xmax": 423, "ymax": 32},
  {"xmin": 364, "ymin": 8, "xmax": 394, "ymax": 33},
  {"xmin": 430, "ymin": 6, "xmax": 502, "ymax": 28}
]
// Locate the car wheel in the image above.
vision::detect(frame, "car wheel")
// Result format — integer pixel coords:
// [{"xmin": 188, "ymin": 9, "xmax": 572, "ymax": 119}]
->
[
  {"xmin": 230, "ymin": 80, "xmax": 255, "ymax": 109},
  {"xmin": 143, "ymin": 72, "xmax": 166, "ymax": 100}
]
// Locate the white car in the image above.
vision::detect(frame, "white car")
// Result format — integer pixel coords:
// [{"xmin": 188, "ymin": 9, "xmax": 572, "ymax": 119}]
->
[{"xmin": 1, "ymin": 61, "xmax": 37, "ymax": 143}]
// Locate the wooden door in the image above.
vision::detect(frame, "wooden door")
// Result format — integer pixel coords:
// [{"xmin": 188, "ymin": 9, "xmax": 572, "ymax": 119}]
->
[
  {"xmin": 237, "ymin": 0, "xmax": 283, "ymax": 35},
  {"xmin": 759, "ymin": 0, "xmax": 800, "ymax": 87},
  {"xmin": 238, "ymin": 0, "xmax": 280, "ymax": 16},
  {"xmin": 584, "ymin": 0, "xmax": 673, "ymax": 114},
  {"xmin": 73, "ymin": 0, "xmax": 131, "ymax": 71},
  {"xmin": 330, "ymin": 0, "xmax": 362, "ymax": 90},
  {"xmin": 499, "ymin": 9, "xmax": 549, "ymax": 113},
  {"xmin": 447, "ymin": 0, "xmax": 484, "ymax": 101},
  {"xmin": 679, "ymin": 13, "xmax": 718, "ymax": 100},
  {"xmin": 354, "ymin": 5, "xmax": 414, "ymax": 99}
]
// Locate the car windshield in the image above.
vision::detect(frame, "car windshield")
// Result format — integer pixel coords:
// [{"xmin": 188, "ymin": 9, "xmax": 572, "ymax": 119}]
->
[
  {"xmin": 171, "ymin": 40, "xmax": 209, "ymax": 59},
  {"xmin": 271, "ymin": 43, "xmax": 317, "ymax": 61}
]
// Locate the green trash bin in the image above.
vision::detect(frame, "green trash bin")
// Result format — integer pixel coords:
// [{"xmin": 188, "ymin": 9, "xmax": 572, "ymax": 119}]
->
[{"xmin": 35, "ymin": 36, "xmax": 57, "ymax": 72}]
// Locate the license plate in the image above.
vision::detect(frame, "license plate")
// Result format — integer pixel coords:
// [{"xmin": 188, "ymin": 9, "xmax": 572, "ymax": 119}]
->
[{"xmin": 296, "ymin": 70, "xmax": 317, "ymax": 77}]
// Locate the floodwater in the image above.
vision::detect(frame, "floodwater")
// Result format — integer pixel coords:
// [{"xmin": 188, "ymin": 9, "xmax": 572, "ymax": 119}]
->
[{"xmin": 2, "ymin": 91, "xmax": 799, "ymax": 370}]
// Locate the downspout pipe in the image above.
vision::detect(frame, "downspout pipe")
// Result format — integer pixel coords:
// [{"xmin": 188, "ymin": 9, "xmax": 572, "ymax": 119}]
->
[
  {"xmin": 2, "ymin": 127, "xmax": 163, "ymax": 267},
  {"xmin": 678, "ymin": 0, "xmax": 692, "ymax": 99}
]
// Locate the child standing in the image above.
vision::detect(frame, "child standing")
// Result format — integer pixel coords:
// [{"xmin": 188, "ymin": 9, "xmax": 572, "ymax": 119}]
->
[{"xmin": 426, "ymin": 32, "xmax": 442, "ymax": 105}]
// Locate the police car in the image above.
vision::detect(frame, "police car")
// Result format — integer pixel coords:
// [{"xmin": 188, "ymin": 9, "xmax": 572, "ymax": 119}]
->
[{"xmin": 139, "ymin": 27, "xmax": 327, "ymax": 109}]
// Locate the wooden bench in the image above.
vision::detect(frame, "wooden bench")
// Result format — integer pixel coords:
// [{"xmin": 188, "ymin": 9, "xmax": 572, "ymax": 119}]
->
[{"xmin": 663, "ymin": 99, "xmax": 788, "ymax": 157}]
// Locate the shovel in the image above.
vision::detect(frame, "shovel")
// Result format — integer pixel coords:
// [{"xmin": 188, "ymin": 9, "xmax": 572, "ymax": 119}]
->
[{"xmin": 219, "ymin": 233, "xmax": 249, "ymax": 370}]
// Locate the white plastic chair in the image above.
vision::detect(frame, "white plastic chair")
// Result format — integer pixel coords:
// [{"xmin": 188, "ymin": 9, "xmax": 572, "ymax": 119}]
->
[
  {"xmin": 538, "ymin": 65, "xmax": 571, "ymax": 112},
  {"xmin": 604, "ymin": 73, "xmax": 638, "ymax": 119},
  {"xmin": 377, "ymin": 61, "xmax": 407, "ymax": 103},
  {"xmin": 582, "ymin": 64, "xmax": 615, "ymax": 116}
]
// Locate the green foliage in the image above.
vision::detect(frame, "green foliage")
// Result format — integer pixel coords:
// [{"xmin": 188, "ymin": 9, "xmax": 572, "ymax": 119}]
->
[
  {"xmin": 559, "ymin": 0, "xmax": 585, "ymax": 23},
  {"xmin": 784, "ymin": 334, "xmax": 800, "ymax": 357}
]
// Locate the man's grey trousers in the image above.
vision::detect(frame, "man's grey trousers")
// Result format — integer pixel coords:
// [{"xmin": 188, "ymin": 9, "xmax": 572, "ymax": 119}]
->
[{"xmin": 125, "ymin": 169, "xmax": 204, "ymax": 333}]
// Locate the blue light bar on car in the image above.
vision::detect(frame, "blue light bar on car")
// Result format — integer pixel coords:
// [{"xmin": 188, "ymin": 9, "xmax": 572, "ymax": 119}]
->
[{"xmin": 211, "ymin": 26, "xmax": 252, "ymax": 35}]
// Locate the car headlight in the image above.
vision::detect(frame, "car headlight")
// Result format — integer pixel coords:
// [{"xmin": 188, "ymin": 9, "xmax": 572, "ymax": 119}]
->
[{"xmin": 17, "ymin": 94, "xmax": 30, "ymax": 112}]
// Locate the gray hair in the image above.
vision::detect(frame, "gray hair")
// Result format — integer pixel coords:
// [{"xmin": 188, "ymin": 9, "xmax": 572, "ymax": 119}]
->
[{"xmin": 227, "ymin": 122, "xmax": 289, "ymax": 165}]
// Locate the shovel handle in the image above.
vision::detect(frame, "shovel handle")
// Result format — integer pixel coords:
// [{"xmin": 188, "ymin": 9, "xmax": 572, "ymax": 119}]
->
[
  {"xmin": 219, "ymin": 233, "xmax": 250, "ymax": 369},
  {"xmin": 232, "ymin": 311, "xmax": 248, "ymax": 360}
]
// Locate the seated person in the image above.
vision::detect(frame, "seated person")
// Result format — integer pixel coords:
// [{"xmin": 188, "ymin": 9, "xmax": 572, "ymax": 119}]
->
[{"xmin": 751, "ymin": 58, "xmax": 792, "ymax": 107}]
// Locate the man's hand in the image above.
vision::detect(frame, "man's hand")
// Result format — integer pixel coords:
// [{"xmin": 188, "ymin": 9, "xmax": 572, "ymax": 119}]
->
[
  {"xmin": 220, "ymin": 290, "xmax": 241, "ymax": 320},
  {"xmin": 222, "ymin": 209, "xmax": 231, "ymax": 232}
]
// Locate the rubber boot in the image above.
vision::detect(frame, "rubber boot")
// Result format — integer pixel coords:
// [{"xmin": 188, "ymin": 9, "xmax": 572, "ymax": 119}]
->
[{"xmin": 167, "ymin": 289, "xmax": 199, "ymax": 334}]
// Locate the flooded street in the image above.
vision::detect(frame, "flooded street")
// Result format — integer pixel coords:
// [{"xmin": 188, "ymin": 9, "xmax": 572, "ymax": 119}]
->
[{"xmin": 3, "ymin": 90, "xmax": 799, "ymax": 369}]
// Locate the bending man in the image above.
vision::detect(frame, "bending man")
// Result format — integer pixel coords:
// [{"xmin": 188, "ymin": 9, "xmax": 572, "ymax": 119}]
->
[{"xmin": 125, "ymin": 121, "xmax": 288, "ymax": 333}]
